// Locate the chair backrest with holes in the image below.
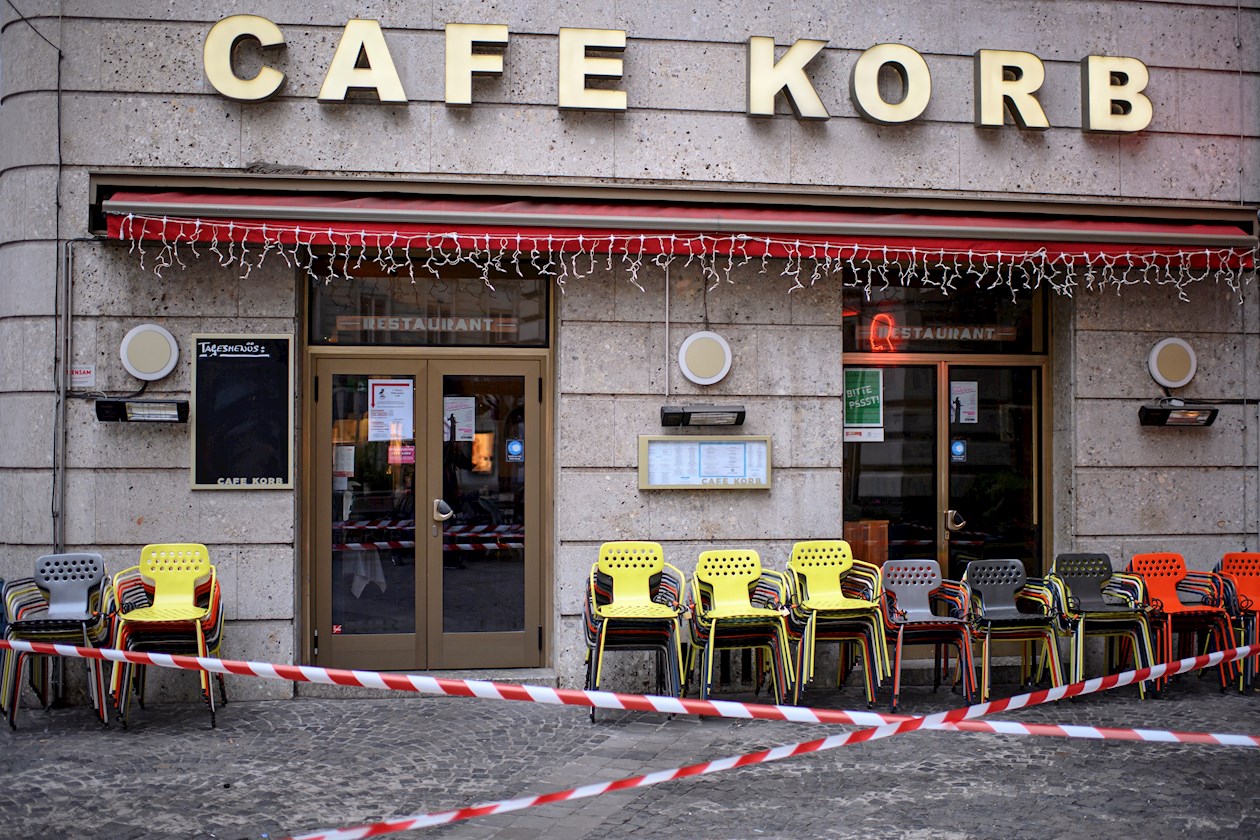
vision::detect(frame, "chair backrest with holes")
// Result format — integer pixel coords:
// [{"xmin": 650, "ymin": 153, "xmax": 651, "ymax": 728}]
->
[
  {"xmin": 597, "ymin": 542, "xmax": 664, "ymax": 609},
  {"xmin": 1220, "ymin": 552, "xmax": 1260, "ymax": 610},
  {"xmin": 1129, "ymin": 552, "xmax": 1188, "ymax": 609},
  {"xmin": 140, "ymin": 543, "xmax": 212, "ymax": 611},
  {"xmin": 1053, "ymin": 553, "xmax": 1115, "ymax": 611},
  {"xmin": 694, "ymin": 549, "xmax": 762, "ymax": 612},
  {"xmin": 788, "ymin": 540, "xmax": 854, "ymax": 602},
  {"xmin": 34, "ymin": 553, "xmax": 106, "ymax": 621},
  {"xmin": 883, "ymin": 559, "xmax": 942, "ymax": 622},
  {"xmin": 964, "ymin": 559, "xmax": 1028, "ymax": 618}
]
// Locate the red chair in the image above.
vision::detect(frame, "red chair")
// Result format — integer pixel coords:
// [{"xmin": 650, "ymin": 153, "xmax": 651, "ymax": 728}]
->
[
  {"xmin": 1127, "ymin": 552, "xmax": 1234, "ymax": 692},
  {"xmin": 1218, "ymin": 552, "xmax": 1260, "ymax": 691}
]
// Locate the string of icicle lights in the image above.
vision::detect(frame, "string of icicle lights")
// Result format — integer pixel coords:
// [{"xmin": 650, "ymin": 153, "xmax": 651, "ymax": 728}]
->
[{"xmin": 115, "ymin": 212, "xmax": 1256, "ymax": 302}]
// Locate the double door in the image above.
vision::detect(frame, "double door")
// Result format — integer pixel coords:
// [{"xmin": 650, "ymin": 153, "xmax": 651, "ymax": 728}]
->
[
  {"xmin": 844, "ymin": 362, "xmax": 1046, "ymax": 580},
  {"xmin": 310, "ymin": 355, "xmax": 543, "ymax": 670}
]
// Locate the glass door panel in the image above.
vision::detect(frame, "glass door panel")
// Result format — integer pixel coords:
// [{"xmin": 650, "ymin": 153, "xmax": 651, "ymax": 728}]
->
[
  {"xmin": 437, "ymin": 374, "xmax": 526, "ymax": 633},
  {"xmin": 314, "ymin": 359, "xmax": 425, "ymax": 670},
  {"xmin": 946, "ymin": 367, "xmax": 1041, "ymax": 581},
  {"xmin": 843, "ymin": 366, "xmax": 939, "ymax": 564},
  {"xmin": 425, "ymin": 359, "xmax": 541, "ymax": 668}
]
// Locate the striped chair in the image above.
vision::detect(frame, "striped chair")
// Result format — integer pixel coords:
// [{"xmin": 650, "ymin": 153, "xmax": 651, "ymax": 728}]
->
[
  {"xmin": 2, "ymin": 554, "xmax": 111, "ymax": 728},
  {"xmin": 689, "ymin": 549, "xmax": 795, "ymax": 704},
  {"xmin": 963, "ymin": 558, "xmax": 1064, "ymax": 702},
  {"xmin": 1126, "ymin": 552, "xmax": 1235, "ymax": 693},
  {"xmin": 1214, "ymin": 552, "xmax": 1260, "ymax": 692},
  {"xmin": 1048, "ymin": 553, "xmax": 1156, "ymax": 698},
  {"xmin": 583, "ymin": 541, "xmax": 687, "ymax": 719},
  {"xmin": 109, "ymin": 544, "xmax": 227, "ymax": 728},
  {"xmin": 786, "ymin": 540, "xmax": 889, "ymax": 707}
]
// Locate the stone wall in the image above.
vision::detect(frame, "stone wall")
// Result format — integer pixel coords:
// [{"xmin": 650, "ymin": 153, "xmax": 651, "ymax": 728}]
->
[{"xmin": 1062, "ymin": 281, "xmax": 1260, "ymax": 571}]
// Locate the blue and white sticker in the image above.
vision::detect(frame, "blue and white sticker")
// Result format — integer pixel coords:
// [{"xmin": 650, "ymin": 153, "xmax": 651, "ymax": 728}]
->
[
  {"xmin": 506, "ymin": 438, "xmax": 525, "ymax": 463},
  {"xmin": 950, "ymin": 439, "xmax": 966, "ymax": 463}
]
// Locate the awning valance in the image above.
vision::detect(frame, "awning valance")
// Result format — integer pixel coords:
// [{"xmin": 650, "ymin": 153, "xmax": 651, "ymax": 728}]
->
[{"xmin": 100, "ymin": 188, "xmax": 1257, "ymax": 298}]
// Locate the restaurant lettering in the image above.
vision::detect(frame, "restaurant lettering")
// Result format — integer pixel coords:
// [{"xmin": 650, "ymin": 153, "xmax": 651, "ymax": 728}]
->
[
  {"xmin": 204, "ymin": 15, "xmax": 1153, "ymax": 133},
  {"xmin": 335, "ymin": 315, "xmax": 518, "ymax": 333}
]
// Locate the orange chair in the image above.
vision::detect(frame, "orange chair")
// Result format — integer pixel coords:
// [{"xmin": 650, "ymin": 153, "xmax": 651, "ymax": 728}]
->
[
  {"xmin": 1218, "ymin": 552, "xmax": 1260, "ymax": 691},
  {"xmin": 1127, "ymin": 552, "xmax": 1234, "ymax": 692}
]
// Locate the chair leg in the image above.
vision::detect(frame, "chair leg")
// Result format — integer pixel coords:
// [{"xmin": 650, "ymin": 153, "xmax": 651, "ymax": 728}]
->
[
  {"xmin": 977, "ymin": 629, "xmax": 987, "ymax": 705},
  {"xmin": 6, "ymin": 651, "xmax": 27, "ymax": 729},
  {"xmin": 890, "ymin": 626, "xmax": 905, "ymax": 713}
]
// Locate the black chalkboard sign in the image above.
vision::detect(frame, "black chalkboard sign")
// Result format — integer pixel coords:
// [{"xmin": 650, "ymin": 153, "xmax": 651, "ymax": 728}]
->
[{"xmin": 191, "ymin": 334, "xmax": 293, "ymax": 489}]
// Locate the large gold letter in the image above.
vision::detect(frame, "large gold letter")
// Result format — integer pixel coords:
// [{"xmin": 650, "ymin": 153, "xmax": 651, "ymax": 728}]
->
[
  {"xmin": 318, "ymin": 19, "xmax": 407, "ymax": 103},
  {"xmin": 445, "ymin": 23, "xmax": 509, "ymax": 105},
  {"xmin": 747, "ymin": 36, "xmax": 828, "ymax": 119},
  {"xmin": 974, "ymin": 49, "xmax": 1049, "ymax": 129},
  {"xmin": 557, "ymin": 28, "xmax": 626, "ymax": 111},
  {"xmin": 1081, "ymin": 55, "xmax": 1153, "ymax": 133},
  {"xmin": 849, "ymin": 43, "xmax": 931, "ymax": 124},
  {"xmin": 203, "ymin": 15, "xmax": 285, "ymax": 102}
]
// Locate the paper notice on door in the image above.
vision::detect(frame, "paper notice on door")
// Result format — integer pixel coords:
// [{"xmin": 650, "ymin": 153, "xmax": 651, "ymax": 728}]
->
[
  {"xmin": 333, "ymin": 444, "xmax": 355, "ymax": 478},
  {"xmin": 443, "ymin": 396, "xmax": 476, "ymax": 442},
  {"xmin": 950, "ymin": 381, "xmax": 978, "ymax": 424},
  {"xmin": 368, "ymin": 379, "xmax": 414, "ymax": 441}
]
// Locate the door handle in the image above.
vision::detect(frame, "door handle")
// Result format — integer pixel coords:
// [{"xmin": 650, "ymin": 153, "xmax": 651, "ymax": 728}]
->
[
  {"xmin": 945, "ymin": 509, "xmax": 966, "ymax": 532},
  {"xmin": 433, "ymin": 499, "xmax": 454, "ymax": 522}
]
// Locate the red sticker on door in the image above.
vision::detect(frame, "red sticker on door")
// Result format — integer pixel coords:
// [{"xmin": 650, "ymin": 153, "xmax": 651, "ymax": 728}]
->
[{"xmin": 332, "ymin": 624, "xmax": 343, "ymax": 635}]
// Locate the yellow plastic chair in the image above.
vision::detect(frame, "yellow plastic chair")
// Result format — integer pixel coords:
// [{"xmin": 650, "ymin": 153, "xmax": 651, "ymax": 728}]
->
[
  {"xmin": 690, "ymin": 549, "xmax": 794, "ymax": 703},
  {"xmin": 787, "ymin": 540, "xmax": 890, "ymax": 706},
  {"xmin": 110, "ymin": 543, "xmax": 218, "ymax": 727},
  {"xmin": 584, "ymin": 542, "xmax": 687, "ymax": 715}
]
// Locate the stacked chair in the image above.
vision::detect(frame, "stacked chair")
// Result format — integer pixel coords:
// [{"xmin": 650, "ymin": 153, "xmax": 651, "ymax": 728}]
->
[
  {"xmin": 1, "ymin": 553, "xmax": 112, "ymax": 728},
  {"xmin": 1125, "ymin": 552, "xmax": 1235, "ymax": 693},
  {"xmin": 881, "ymin": 559, "xmax": 975, "ymax": 711},
  {"xmin": 1047, "ymin": 553, "xmax": 1156, "ymax": 698},
  {"xmin": 582, "ymin": 541, "xmax": 687, "ymax": 719},
  {"xmin": 963, "ymin": 558, "xmax": 1064, "ymax": 702},
  {"xmin": 1216, "ymin": 552, "xmax": 1260, "ymax": 691},
  {"xmin": 689, "ymin": 549, "xmax": 795, "ymax": 704},
  {"xmin": 785, "ymin": 540, "xmax": 889, "ymax": 707},
  {"xmin": 109, "ymin": 543, "xmax": 227, "ymax": 728}
]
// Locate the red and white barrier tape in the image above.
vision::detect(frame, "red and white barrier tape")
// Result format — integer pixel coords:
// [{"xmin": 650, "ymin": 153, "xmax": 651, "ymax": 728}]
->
[
  {"xmin": 0, "ymin": 639, "xmax": 1254, "ymax": 729},
  {"xmin": 284, "ymin": 644, "xmax": 1259, "ymax": 840}
]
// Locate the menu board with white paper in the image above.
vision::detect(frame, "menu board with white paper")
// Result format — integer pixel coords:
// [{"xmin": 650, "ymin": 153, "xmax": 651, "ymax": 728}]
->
[{"xmin": 638, "ymin": 436, "xmax": 772, "ymax": 490}]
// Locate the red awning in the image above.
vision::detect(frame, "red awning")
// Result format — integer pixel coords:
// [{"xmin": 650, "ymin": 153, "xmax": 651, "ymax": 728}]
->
[{"xmin": 101, "ymin": 189, "xmax": 1256, "ymax": 267}]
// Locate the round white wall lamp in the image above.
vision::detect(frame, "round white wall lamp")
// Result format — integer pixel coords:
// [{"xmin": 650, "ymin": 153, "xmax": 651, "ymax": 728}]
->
[
  {"xmin": 120, "ymin": 323, "xmax": 180, "ymax": 382},
  {"xmin": 678, "ymin": 331, "xmax": 732, "ymax": 386},
  {"xmin": 1148, "ymin": 337, "xmax": 1197, "ymax": 389}
]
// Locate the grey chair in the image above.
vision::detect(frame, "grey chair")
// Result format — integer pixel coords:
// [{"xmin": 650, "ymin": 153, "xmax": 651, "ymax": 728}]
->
[
  {"xmin": 882, "ymin": 559, "xmax": 976, "ymax": 711},
  {"xmin": 963, "ymin": 558, "xmax": 1064, "ymax": 701},
  {"xmin": 1050, "ymin": 553, "xmax": 1156, "ymax": 696},
  {"xmin": 2, "ymin": 553, "xmax": 110, "ymax": 728}
]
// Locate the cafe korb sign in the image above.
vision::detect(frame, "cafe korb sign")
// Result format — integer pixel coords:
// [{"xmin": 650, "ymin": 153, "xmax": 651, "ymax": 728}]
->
[{"xmin": 205, "ymin": 15, "xmax": 1154, "ymax": 134}]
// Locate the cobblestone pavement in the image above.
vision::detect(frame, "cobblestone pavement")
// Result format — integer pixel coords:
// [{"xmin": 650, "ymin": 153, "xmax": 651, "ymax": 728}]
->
[{"xmin": 0, "ymin": 670, "xmax": 1257, "ymax": 840}]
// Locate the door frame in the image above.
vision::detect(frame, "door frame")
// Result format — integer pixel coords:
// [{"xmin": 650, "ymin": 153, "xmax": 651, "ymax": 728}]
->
[
  {"xmin": 299, "ymin": 346, "xmax": 553, "ymax": 667},
  {"xmin": 842, "ymin": 352, "xmax": 1052, "ymax": 575}
]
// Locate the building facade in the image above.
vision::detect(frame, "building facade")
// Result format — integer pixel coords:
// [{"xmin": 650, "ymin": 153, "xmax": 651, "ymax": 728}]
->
[{"xmin": 1, "ymin": 1, "xmax": 1257, "ymax": 701}]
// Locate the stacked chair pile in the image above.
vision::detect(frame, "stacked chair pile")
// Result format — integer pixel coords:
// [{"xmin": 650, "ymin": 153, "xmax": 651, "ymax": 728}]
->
[
  {"xmin": 688, "ymin": 549, "xmax": 795, "ymax": 704},
  {"xmin": 1046, "ymin": 553, "xmax": 1156, "ymax": 698},
  {"xmin": 785, "ymin": 540, "xmax": 888, "ymax": 707},
  {"xmin": 109, "ymin": 543, "xmax": 227, "ymax": 727},
  {"xmin": 1216, "ymin": 552, "xmax": 1260, "ymax": 691},
  {"xmin": 582, "ymin": 541, "xmax": 687, "ymax": 719},
  {"xmin": 880, "ymin": 559, "xmax": 975, "ymax": 711},
  {"xmin": 1, "ymin": 553, "xmax": 112, "ymax": 728},
  {"xmin": 962, "ymin": 558, "xmax": 1064, "ymax": 702},
  {"xmin": 1123, "ymin": 552, "xmax": 1235, "ymax": 693}
]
